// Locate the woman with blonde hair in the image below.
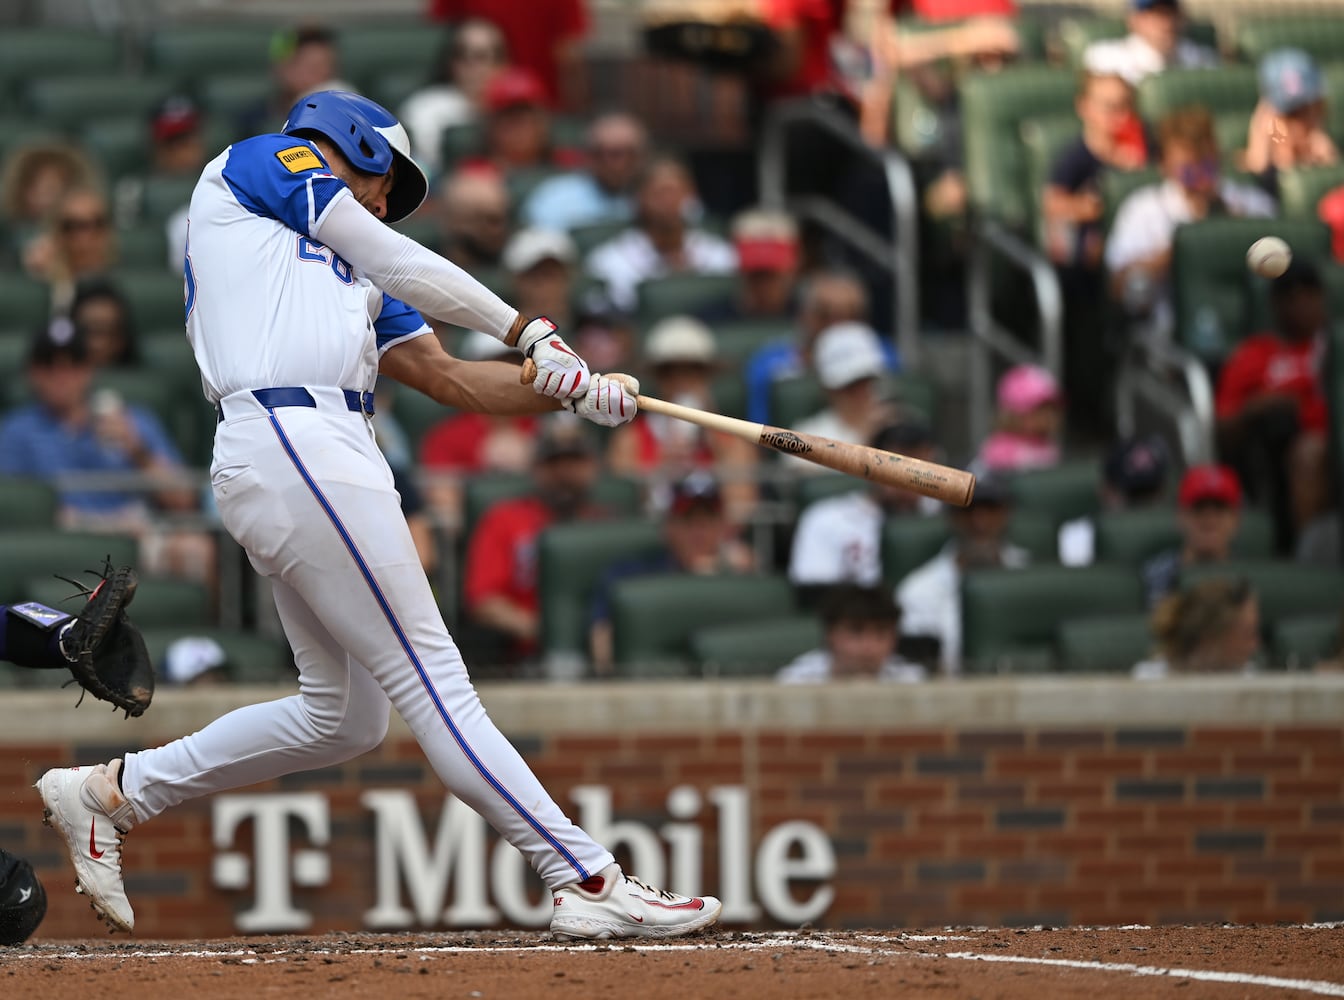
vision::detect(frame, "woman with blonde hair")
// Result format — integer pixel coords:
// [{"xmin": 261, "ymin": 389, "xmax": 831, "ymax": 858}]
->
[
  {"xmin": 0, "ymin": 140, "xmax": 100, "ymax": 264},
  {"xmin": 32, "ymin": 185, "xmax": 118, "ymax": 312},
  {"xmin": 1133, "ymin": 576, "xmax": 1261, "ymax": 679}
]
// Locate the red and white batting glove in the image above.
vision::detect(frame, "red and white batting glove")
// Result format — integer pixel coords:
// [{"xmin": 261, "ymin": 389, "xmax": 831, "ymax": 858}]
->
[
  {"xmin": 517, "ymin": 317, "xmax": 590, "ymax": 400},
  {"xmin": 570, "ymin": 374, "xmax": 640, "ymax": 428}
]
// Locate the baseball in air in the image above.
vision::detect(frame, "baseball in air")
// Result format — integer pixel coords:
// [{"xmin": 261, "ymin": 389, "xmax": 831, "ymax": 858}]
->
[{"xmin": 1247, "ymin": 236, "xmax": 1292, "ymax": 279}]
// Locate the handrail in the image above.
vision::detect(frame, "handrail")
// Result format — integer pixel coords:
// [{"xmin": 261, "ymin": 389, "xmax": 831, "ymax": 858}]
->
[
  {"xmin": 966, "ymin": 218, "xmax": 1064, "ymax": 446},
  {"xmin": 758, "ymin": 99, "xmax": 921, "ymax": 367},
  {"xmin": 1114, "ymin": 336, "xmax": 1216, "ymax": 466}
]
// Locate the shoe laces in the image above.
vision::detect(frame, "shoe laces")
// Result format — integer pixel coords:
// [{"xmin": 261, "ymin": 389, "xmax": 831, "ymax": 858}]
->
[{"xmin": 625, "ymin": 875, "xmax": 679, "ymax": 902}]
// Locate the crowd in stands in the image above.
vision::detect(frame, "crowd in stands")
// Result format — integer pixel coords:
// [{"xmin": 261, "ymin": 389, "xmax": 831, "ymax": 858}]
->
[{"xmin": 0, "ymin": 0, "xmax": 1342, "ymax": 689}]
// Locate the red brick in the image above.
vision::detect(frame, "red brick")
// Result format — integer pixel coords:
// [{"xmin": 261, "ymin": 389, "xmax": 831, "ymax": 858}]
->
[
  {"xmin": 595, "ymin": 760, "xmax": 671, "ymax": 783},
  {"xmin": 1078, "ymin": 859, "xmax": 1145, "ymax": 880},
  {"xmin": 1113, "ymin": 831, "xmax": 1189, "ymax": 854},
  {"xmin": 1229, "ymin": 802, "xmax": 1303, "ymax": 825},
  {"xmin": 1039, "ymin": 886, "xmax": 1108, "ymax": 909},
  {"xmin": 1076, "ymin": 804, "xmax": 1146, "ymax": 829},
  {"xmin": 1230, "ymin": 907, "xmax": 1312, "ymax": 924},
  {"xmin": 1191, "ymin": 727, "xmax": 1266, "ymax": 750},
  {"xmin": 1309, "ymin": 857, "xmax": 1344, "ymax": 879},
  {"xmin": 711, "ymin": 732, "xmax": 744, "ymax": 754},
  {"xmin": 1073, "ymin": 753, "xmax": 1146, "ymax": 777},
  {"xmin": 1194, "ymin": 884, "xmax": 1270, "ymax": 906},
  {"xmin": 798, "ymin": 732, "xmax": 870, "ymax": 753},
  {"xmin": 829, "ymin": 885, "xmax": 881, "ymax": 914},
  {"xmin": 873, "ymin": 779, "xmax": 950, "ymax": 807},
  {"xmin": 1273, "ymin": 778, "xmax": 1342, "ymax": 799},
  {"xmin": 957, "ymin": 886, "xmax": 1032, "ymax": 911},
  {"xmin": 955, "ymin": 833, "xmax": 1029, "ymax": 859},
  {"xmin": 1272, "ymin": 728, "xmax": 1344, "ymax": 750},
  {"xmin": 758, "ymin": 732, "xmax": 795, "ymax": 754},
  {"xmin": 1117, "ymin": 886, "xmax": 1187, "ymax": 906},
  {"xmin": 1272, "ymin": 830, "xmax": 1343, "ymax": 851},
  {"xmin": 1153, "ymin": 803, "xmax": 1226, "ymax": 826},
  {"xmin": 1036, "ymin": 831, "xmax": 1108, "ymax": 856},
  {"xmin": 1306, "ymin": 751, "xmax": 1344, "ymax": 775},
  {"xmin": 872, "ymin": 833, "xmax": 951, "ymax": 860},
  {"xmin": 1233, "ymin": 751, "xmax": 1308, "ymax": 772},
  {"xmin": 674, "ymin": 761, "xmax": 748, "ymax": 784},
  {"xmin": 874, "ymin": 731, "xmax": 948, "ymax": 752},
  {"xmin": 759, "ymin": 758, "xmax": 828, "ymax": 780},
  {"xmin": 630, "ymin": 734, "xmax": 704, "ymax": 755},
  {"xmin": 914, "ymin": 808, "xmax": 988, "ymax": 834},
  {"xmin": 994, "ymin": 753, "xmax": 1066, "ymax": 778},
  {"xmin": 1152, "ymin": 752, "xmax": 1224, "ymax": 775},
  {"xmin": 1155, "ymin": 856, "xmax": 1224, "ymax": 878},
  {"xmin": 1032, "ymin": 779, "xmax": 1107, "ymax": 803},
  {"xmin": 552, "ymin": 735, "xmax": 627, "ymax": 755}
]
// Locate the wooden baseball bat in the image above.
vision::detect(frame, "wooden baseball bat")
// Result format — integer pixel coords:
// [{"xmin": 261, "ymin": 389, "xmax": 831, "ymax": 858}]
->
[{"xmin": 520, "ymin": 360, "xmax": 975, "ymax": 507}]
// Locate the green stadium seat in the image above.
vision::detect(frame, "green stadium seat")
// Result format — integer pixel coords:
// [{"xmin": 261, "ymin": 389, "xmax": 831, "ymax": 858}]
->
[
  {"xmin": 81, "ymin": 118, "xmax": 150, "ymax": 181},
  {"xmin": 439, "ymin": 121, "xmax": 484, "ymax": 169},
  {"xmin": 391, "ymin": 215, "xmax": 439, "ymax": 248},
  {"xmin": 0, "ymin": 30, "xmax": 121, "ymax": 95},
  {"xmin": 109, "ymin": 269, "xmax": 186, "ymax": 332},
  {"xmin": 390, "ymin": 387, "xmax": 451, "ymax": 457},
  {"xmin": 768, "ymin": 371, "xmax": 936, "ymax": 430},
  {"xmin": 1325, "ymin": 63, "xmax": 1344, "ymax": 145},
  {"xmin": 1172, "ymin": 218, "xmax": 1332, "ymax": 362},
  {"xmin": 1136, "ymin": 67, "xmax": 1259, "ymax": 123},
  {"xmin": 961, "ymin": 564, "xmax": 1145, "ymax": 673},
  {"xmin": 140, "ymin": 333, "xmax": 199, "ymax": 384},
  {"xmin": 1271, "ymin": 613, "xmax": 1339, "ymax": 670},
  {"xmin": 1008, "ymin": 460, "xmax": 1100, "ymax": 527},
  {"xmin": 24, "ymin": 76, "xmax": 176, "ymax": 130},
  {"xmin": 339, "ymin": 25, "xmax": 445, "ymax": 85},
  {"xmin": 1213, "ymin": 110, "xmax": 1252, "ymax": 167},
  {"xmin": 24, "ymin": 574, "xmax": 210, "ymax": 629},
  {"xmin": 138, "ymin": 175, "xmax": 198, "ymax": 225},
  {"xmin": 1236, "ymin": 17, "xmax": 1344, "ymax": 66},
  {"xmin": 117, "ymin": 224, "xmax": 170, "ymax": 269},
  {"xmin": 1057, "ymin": 17, "xmax": 1218, "ymax": 69},
  {"xmin": 1102, "ymin": 166, "xmax": 1160, "ymax": 233},
  {"xmin": 571, "ymin": 219, "xmax": 630, "ymax": 256},
  {"xmin": 462, "ymin": 474, "xmax": 644, "ymax": 544},
  {"xmin": 507, "ymin": 166, "xmax": 568, "ymax": 219},
  {"xmin": 140, "ymin": 627, "xmax": 295, "ymax": 685},
  {"xmin": 636, "ymin": 274, "xmax": 738, "ymax": 327},
  {"xmin": 1278, "ymin": 164, "xmax": 1344, "ymax": 220},
  {"xmin": 962, "ymin": 66, "xmax": 1077, "ymax": 229},
  {"xmin": 882, "ymin": 509, "xmax": 1057, "ymax": 587},
  {"xmin": 0, "ymin": 118, "xmax": 67, "ymax": 171},
  {"xmin": 0, "ymin": 532, "xmax": 139, "ymax": 604},
  {"xmin": 710, "ymin": 372, "xmax": 748, "ymax": 419},
  {"xmin": 1092, "ymin": 507, "xmax": 1275, "ymax": 566},
  {"xmin": 609, "ymin": 573, "xmax": 794, "ymax": 676},
  {"xmin": 691, "ymin": 615, "xmax": 824, "ymax": 677},
  {"xmin": 147, "ymin": 25, "xmax": 275, "ymax": 78},
  {"xmin": 1020, "ymin": 114, "xmax": 1082, "ymax": 247},
  {"xmin": 0, "ymin": 273, "xmax": 51, "ymax": 331},
  {"xmin": 1056, "ymin": 614, "xmax": 1153, "ymax": 674},
  {"xmin": 369, "ymin": 71, "xmax": 427, "ymax": 116},
  {"xmin": 711, "ymin": 319, "xmax": 791, "ymax": 365},
  {"xmin": 0, "ymin": 333, "xmax": 27, "ymax": 407},
  {"xmin": 538, "ymin": 518, "xmax": 664, "ymax": 655},
  {"xmin": 0, "ymin": 478, "xmax": 57, "ymax": 528},
  {"xmin": 1180, "ymin": 561, "xmax": 1344, "ymax": 625},
  {"xmin": 795, "ymin": 473, "xmax": 864, "ymax": 511},
  {"xmin": 196, "ymin": 74, "xmax": 274, "ymax": 119}
]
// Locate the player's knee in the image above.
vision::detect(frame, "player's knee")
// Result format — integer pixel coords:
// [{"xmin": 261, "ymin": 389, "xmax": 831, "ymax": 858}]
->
[{"xmin": 330, "ymin": 701, "xmax": 390, "ymax": 757}]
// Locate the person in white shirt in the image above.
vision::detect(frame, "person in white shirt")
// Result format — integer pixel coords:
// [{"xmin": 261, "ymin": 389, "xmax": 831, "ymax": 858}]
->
[
  {"xmin": 1132, "ymin": 576, "xmax": 1261, "ymax": 679},
  {"xmin": 1058, "ymin": 434, "xmax": 1171, "ymax": 567},
  {"xmin": 777, "ymin": 584, "xmax": 925, "ymax": 684},
  {"xmin": 1106, "ymin": 105, "xmax": 1276, "ymax": 332},
  {"xmin": 400, "ymin": 20, "xmax": 507, "ymax": 175},
  {"xmin": 1082, "ymin": 0, "xmax": 1217, "ymax": 88},
  {"xmin": 896, "ymin": 476, "xmax": 1030, "ymax": 675},
  {"xmin": 789, "ymin": 421, "xmax": 941, "ymax": 589},
  {"xmin": 584, "ymin": 157, "xmax": 737, "ymax": 313}
]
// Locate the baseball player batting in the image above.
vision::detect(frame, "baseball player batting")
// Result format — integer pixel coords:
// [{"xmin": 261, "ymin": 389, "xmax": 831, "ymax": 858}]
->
[{"xmin": 35, "ymin": 91, "xmax": 720, "ymax": 940}]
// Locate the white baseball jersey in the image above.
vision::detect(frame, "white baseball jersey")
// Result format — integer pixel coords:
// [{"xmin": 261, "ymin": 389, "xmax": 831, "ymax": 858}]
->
[{"xmin": 183, "ymin": 134, "xmax": 431, "ymax": 403}]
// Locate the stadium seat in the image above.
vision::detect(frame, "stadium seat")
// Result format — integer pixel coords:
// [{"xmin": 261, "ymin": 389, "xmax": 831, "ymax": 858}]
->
[
  {"xmin": 711, "ymin": 318, "xmax": 791, "ymax": 365},
  {"xmin": 691, "ymin": 615, "xmax": 823, "ymax": 677},
  {"xmin": 369, "ymin": 71, "xmax": 426, "ymax": 116},
  {"xmin": 795, "ymin": 473, "xmax": 864, "ymax": 511},
  {"xmin": 506, "ymin": 166, "xmax": 569, "ymax": 220},
  {"xmin": 1137, "ymin": 67, "xmax": 1259, "ymax": 123},
  {"xmin": 0, "ymin": 532, "xmax": 139, "ymax": 605},
  {"xmin": 1008, "ymin": 460, "xmax": 1100, "ymax": 528},
  {"xmin": 962, "ymin": 66, "xmax": 1077, "ymax": 230},
  {"xmin": 1236, "ymin": 17, "xmax": 1344, "ymax": 66},
  {"xmin": 1181, "ymin": 561, "xmax": 1344, "ymax": 625},
  {"xmin": 961, "ymin": 564, "xmax": 1145, "ymax": 673},
  {"xmin": 1213, "ymin": 110, "xmax": 1252, "ymax": 167},
  {"xmin": 462, "ymin": 473, "xmax": 644, "ymax": 544},
  {"xmin": 1020, "ymin": 113, "xmax": 1082, "ymax": 247},
  {"xmin": 882, "ymin": 509, "xmax": 1058, "ymax": 587},
  {"xmin": 24, "ymin": 574, "xmax": 210, "ymax": 629},
  {"xmin": 0, "ymin": 478, "xmax": 57, "ymax": 528},
  {"xmin": 338, "ymin": 25, "xmax": 445, "ymax": 85},
  {"xmin": 1278, "ymin": 164, "xmax": 1344, "ymax": 220},
  {"xmin": 1172, "ymin": 218, "xmax": 1331, "ymax": 363},
  {"xmin": 1325, "ymin": 63, "xmax": 1344, "ymax": 145},
  {"xmin": 1271, "ymin": 613, "xmax": 1339, "ymax": 670},
  {"xmin": 439, "ymin": 121, "xmax": 484, "ymax": 168},
  {"xmin": 537, "ymin": 518, "xmax": 664, "ymax": 655},
  {"xmin": 196, "ymin": 74, "xmax": 274, "ymax": 119},
  {"xmin": 140, "ymin": 626, "xmax": 295, "ymax": 684},
  {"xmin": 636, "ymin": 274, "xmax": 738, "ymax": 327},
  {"xmin": 1056, "ymin": 16, "xmax": 1218, "ymax": 69},
  {"xmin": 1101, "ymin": 166, "xmax": 1160, "ymax": 233},
  {"xmin": 391, "ymin": 215, "xmax": 439, "ymax": 248},
  {"xmin": 0, "ymin": 116, "xmax": 66, "ymax": 171},
  {"xmin": 390, "ymin": 387, "xmax": 452, "ymax": 457},
  {"xmin": 24, "ymin": 75, "xmax": 176, "ymax": 130},
  {"xmin": 711, "ymin": 372, "xmax": 748, "ymax": 419},
  {"xmin": 609, "ymin": 573, "xmax": 794, "ymax": 676},
  {"xmin": 109, "ymin": 269, "xmax": 186, "ymax": 332},
  {"xmin": 570, "ymin": 219, "xmax": 630, "ymax": 257},
  {"xmin": 138, "ymin": 175, "xmax": 198, "ymax": 225},
  {"xmin": 147, "ymin": 25, "xmax": 275, "ymax": 78},
  {"xmin": 0, "ymin": 30, "xmax": 121, "ymax": 96},
  {"xmin": 768, "ymin": 372, "xmax": 937, "ymax": 430},
  {"xmin": 81, "ymin": 118, "xmax": 150, "ymax": 181},
  {"xmin": 1092, "ymin": 507, "xmax": 1274, "ymax": 566},
  {"xmin": 1056, "ymin": 614, "xmax": 1153, "ymax": 674},
  {"xmin": 0, "ymin": 333, "xmax": 27, "ymax": 407},
  {"xmin": 0, "ymin": 273, "xmax": 51, "ymax": 331},
  {"xmin": 117, "ymin": 224, "xmax": 170, "ymax": 269},
  {"xmin": 140, "ymin": 333, "xmax": 199, "ymax": 383}
]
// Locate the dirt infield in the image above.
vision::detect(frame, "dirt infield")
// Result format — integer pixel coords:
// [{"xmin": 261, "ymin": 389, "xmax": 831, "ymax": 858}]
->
[{"xmin": 3, "ymin": 924, "xmax": 1341, "ymax": 999}]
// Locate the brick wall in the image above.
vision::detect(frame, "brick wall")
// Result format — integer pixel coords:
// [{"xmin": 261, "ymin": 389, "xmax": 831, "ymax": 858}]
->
[{"xmin": 4, "ymin": 716, "xmax": 1341, "ymax": 939}]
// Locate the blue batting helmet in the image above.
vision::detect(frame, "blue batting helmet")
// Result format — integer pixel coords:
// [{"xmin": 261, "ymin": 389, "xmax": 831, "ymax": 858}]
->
[{"xmin": 282, "ymin": 90, "xmax": 429, "ymax": 224}]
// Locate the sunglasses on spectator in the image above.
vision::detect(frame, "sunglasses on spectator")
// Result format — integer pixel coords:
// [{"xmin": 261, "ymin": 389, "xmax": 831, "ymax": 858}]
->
[{"xmin": 59, "ymin": 215, "xmax": 109, "ymax": 234}]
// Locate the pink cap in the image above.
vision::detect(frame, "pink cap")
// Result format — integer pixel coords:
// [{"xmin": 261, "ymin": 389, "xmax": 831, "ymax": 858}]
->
[{"xmin": 997, "ymin": 364, "xmax": 1062, "ymax": 414}]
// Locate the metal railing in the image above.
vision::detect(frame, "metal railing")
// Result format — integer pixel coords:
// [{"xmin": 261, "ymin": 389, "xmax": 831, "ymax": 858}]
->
[
  {"xmin": 1114, "ymin": 335, "xmax": 1216, "ymax": 467},
  {"xmin": 758, "ymin": 99, "xmax": 922, "ymax": 368}
]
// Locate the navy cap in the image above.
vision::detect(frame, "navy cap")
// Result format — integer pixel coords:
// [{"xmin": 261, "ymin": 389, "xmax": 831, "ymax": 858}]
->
[
  {"xmin": 1260, "ymin": 48, "xmax": 1325, "ymax": 115},
  {"xmin": 669, "ymin": 471, "xmax": 722, "ymax": 515},
  {"xmin": 1103, "ymin": 435, "xmax": 1170, "ymax": 500},
  {"xmin": 28, "ymin": 317, "xmax": 88, "ymax": 367},
  {"xmin": 1131, "ymin": 0, "xmax": 1179, "ymax": 10}
]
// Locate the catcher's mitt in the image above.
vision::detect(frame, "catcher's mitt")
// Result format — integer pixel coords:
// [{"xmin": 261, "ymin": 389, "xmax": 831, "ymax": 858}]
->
[
  {"xmin": 59, "ymin": 563, "xmax": 154, "ymax": 718},
  {"xmin": 0, "ymin": 849, "xmax": 46, "ymax": 946}
]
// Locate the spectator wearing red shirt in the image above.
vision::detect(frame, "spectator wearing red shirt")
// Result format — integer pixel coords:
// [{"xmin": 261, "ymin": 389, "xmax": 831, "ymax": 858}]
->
[
  {"xmin": 427, "ymin": 0, "xmax": 588, "ymax": 107},
  {"xmin": 1216, "ymin": 258, "xmax": 1330, "ymax": 551},
  {"xmin": 466, "ymin": 68, "xmax": 583, "ymax": 177},
  {"xmin": 462, "ymin": 415, "xmax": 606, "ymax": 668}
]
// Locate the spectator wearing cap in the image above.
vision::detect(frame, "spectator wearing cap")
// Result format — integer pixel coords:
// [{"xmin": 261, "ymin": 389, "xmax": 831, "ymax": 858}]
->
[
  {"xmin": 1216, "ymin": 258, "xmax": 1331, "ymax": 553},
  {"xmin": 1241, "ymin": 48, "xmax": 1338, "ymax": 197},
  {"xmin": 1141, "ymin": 464, "xmax": 1243, "ymax": 608},
  {"xmin": 607, "ymin": 316, "xmax": 758, "ymax": 518},
  {"xmin": 144, "ymin": 96, "xmax": 208, "ymax": 272},
  {"xmin": 504, "ymin": 228, "xmax": 578, "ymax": 328},
  {"xmin": 241, "ymin": 25, "xmax": 356, "ymax": 136},
  {"xmin": 896, "ymin": 474, "xmax": 1030, "ymax": 675},
  {"xmin": 784, "ymin": 322, "xmax": 898, "ymax": 475},
  {"xmin": 585, "ymin": 157, "xmax": 737, "ymax": 314},
  {"xmin": 776, "ymin": 584, "xmax": 925, "ymax": 684},
  {"xmin": 790, "ymin": 421, "xmax": 941, "ymax": 595},
  {"xmin": 475, "ymin": 67, "xmax": 582, "ymax": 176},
  {"xmin": 433, "ymin": 168, "xmax": 510, "ymax": 272},
  {"xmin": 1058, "ymin": 435, "xmax": 1171, "ymax": 567},
  {"xmin": 521, "ymin": 113, "xmax": 649, "ymax": 232},
  {"xmin": 162, "ymin": 636, "xmax": 231, "ymax": 687},
  {"xmin": 587, "ymin": 471, "xmax": 754, "ymax": 674},
  {"xmin": 974, "ymin": 364, "xmax": 1063, "ymax": 475},
  {"xmin": 699, "ymin": 208, "xmax": 801, "ymax": 324},
  {"xmin": 70, "ymin": 280, "xmax": 140, "ymax": 369},
  {"xmin": 463, "ymin": 414, "xmax": 608, "ymax": 668},
  {"xmin": 400, "ymin": 19, "xmax": 508, "ymax": 174},
  {"xmin": 1134, "ymin": 576, "xmax": 1261, "ymax": 679},
  {"xmin": 1082, "ymin": 0, "xmax": 1217, "ymax": 88}
]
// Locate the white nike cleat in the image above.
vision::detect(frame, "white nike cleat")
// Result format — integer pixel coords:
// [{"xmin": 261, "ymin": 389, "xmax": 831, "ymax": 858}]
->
[
  {"xmin": 35, "ymin": 760, "xmax": 139, "ymax": 933},
  {"xmin": 550, "ymin": 863, "xmax": 722, "ymax": 940}
]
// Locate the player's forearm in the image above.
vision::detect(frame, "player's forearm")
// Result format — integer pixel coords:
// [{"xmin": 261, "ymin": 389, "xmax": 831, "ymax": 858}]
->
[{"xmin": 379, "ymin": 336, "xmax": 561, "ymax": 415}]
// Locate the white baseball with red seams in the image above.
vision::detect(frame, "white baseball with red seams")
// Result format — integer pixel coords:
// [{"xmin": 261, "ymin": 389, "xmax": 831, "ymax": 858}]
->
[{"xmin": 1247, "ymin": 236, "xmax": 1292, "ymax": 279}]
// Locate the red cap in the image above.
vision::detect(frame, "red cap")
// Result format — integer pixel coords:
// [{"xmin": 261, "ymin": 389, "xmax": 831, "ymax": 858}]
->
[
  {"xmin": 484, "ymin": 68, "xmax": 548, "ymax": 112},
  {"xmin": 1178, "ymin": 464, "xmax": 1242, "ymax": 509},
  {"xmin": 151, "ymin": 95, "xmax": 201, "ymax": 143},
  {"xmin": 735, "ymin": 236, "xmax": 799, "ymax": 272}
]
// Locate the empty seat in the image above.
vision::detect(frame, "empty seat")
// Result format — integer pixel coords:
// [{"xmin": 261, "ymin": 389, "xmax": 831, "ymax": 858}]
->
[
  {"xmin": 0, "ymin": 532, "xmax": 139, "ymax": 604},
  {"xmin": 108, "ymin": 269, "xmax": 186, "ymax": 331},
  {"xmin": 0, "ymin": 478, "xmax": 57, "ymax": 528},
  {"xmin": 147, "ymin": 25, "xmax": 275, "ymax": 78},
  {"xmin": 0, "ymin": 30, "xmax": 121, "ymax": 95},
  {"xmin": 338, "ymin": 25, "xmax": 445, "ymax": 85},
  {"xmin": 81, "ymin": 118, "xmax": 150, "ymax": 181},
  {"xmin": 25, "ymin": 75, "xmax": 175, "ymax": 130},
  {"xmin": 713, "ymin": 318, "xmax": 792, "ymax": 365},
  {"xmin": 1056, "ymin": 614, "xmax": 1152, "ymax": 673},
  {"xmin": 1271, "ymin": 613, "xmax": 1339, "ymax": 670},
  {"xmin": 569, "ymin": 219, "xmax": 629, "ymax": 256},
  {"xmin": 1236, "ymin": 17, "xmax": 1344, "ymax": 66},
  {"xmin": 1092, "ymin": 507, "xmax": 1274, "ymax": 565},
  {"xmin": 196, "ymin": 74, "xmax": 274, "ymax": 118},
  {"xmin": 25, "ymin": 574, "xmax": 210, "ymax": 629},
  {"xmin": 1137, "ymin": 66, "xmax": 1259, "ymax": 122},
  {"xmin": 0, "ymin": 273, "xmax": 52, "ymax": 331},
  {"xmin": 636, "ymin": 273, "xmax": 738, "ymax": 327},
  {"xmin": 691, "ymin": 615, "xmax": 823, "ymax": 677},
  {"xmin": 138, "ymin": 176, "xmax": 198, "ymax": 224},
  {"xmin": 1008, "ymin": 460, "xmax": 1101, "ymax": 527},
  {"xmin": 1278, "ymin": 164, "xmax": 1344, "ymax": 220}
]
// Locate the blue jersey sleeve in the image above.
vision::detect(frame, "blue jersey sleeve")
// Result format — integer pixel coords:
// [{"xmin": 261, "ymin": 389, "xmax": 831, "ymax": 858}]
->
[
  {"xmin": 221, "ymin": 134, "xmax": 350, "ymax": 236},
  {"xmin": 374, "ymin": 292, "xmax": 432, "ymax": 354}
]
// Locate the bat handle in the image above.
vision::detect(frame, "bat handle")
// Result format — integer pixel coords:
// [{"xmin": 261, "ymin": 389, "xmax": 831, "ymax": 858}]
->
[{"xmin": 520, "ymin": 357, "xmax": 536, "ymax": 384}]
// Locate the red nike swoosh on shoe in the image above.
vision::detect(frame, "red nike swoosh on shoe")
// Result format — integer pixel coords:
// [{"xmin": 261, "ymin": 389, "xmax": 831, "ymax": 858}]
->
[
  {"xmin": 89, "ymin": 818, "xmax": 105, "ymax": 859},
  {"xmin": 627, "ymin": 913, "xmax": 645, "ymax": 923},
  {"xmin": 645, "ymin": 898, "xmax": 705, "ymax": 911}
]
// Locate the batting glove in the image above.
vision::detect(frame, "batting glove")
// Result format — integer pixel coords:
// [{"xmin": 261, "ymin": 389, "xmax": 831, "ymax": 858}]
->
[
  {"xmin": 570, "ymin": 374, "xmax": 640, "ymax": 428},
  {"xmin": 517, "ymin": 317, "xmax": 591, "ymax": 400}
]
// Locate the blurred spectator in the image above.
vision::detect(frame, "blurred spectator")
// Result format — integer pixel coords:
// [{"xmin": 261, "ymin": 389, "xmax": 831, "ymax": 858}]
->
[
  {"xmin": 1142, "ymin": 464, "xmax": 1242, "ymax": 608},
  {"xmin": 1241, "ymin": 48, "xmax": 1339, "ymax": 197},
  {"xmin": 1082, "ymin": 0, "xmax": 1217, "ymax": 87},
  {"xmin": 504, "ymin": 228, "xmax": 578, "ymax": 328},
  {"xmin": 162, "ymin": 637, "xmax": 230, "ymax": 687},
  {"xmin": 462, "ymin": 414, "xmax": 606, "ymax": 666},
  {"xmin": 1134, "ymin": 576, "xmax": 1261, "ymax": 678},
  {"xmin": 468, "ymin": 68, "xmax": 584, "ymax": 176},
  {"xmin": 0, "ymin": 320, "xmax": 208, "ymax": 581},
  {"xmin": 0, "ymin": 141, "xmax": 99, "ymax": 261},
  {"xmin": 699, "ymin": 208, "xmax": 801, "ymax": 323},
  {"xmin": 521, "ymin": 113, "xmax": 648, "ymax": 231},
  {"xmin": 744, "ymin": 271, "xmax": 887, "ymax": 425},
  {"xmin": 1042, "ymin": 72, "xmax": 1149, "ymax": 270},
  {"xmin": 1215, "ymin": 258, "xmax": 1330, "ymax": 553},
  {"xmin": 585, "ymin": 157, "xmax": 737, "ymax": 314},
  {"xmin": 776, "ymin": 583, "xmax": 926, "ymax": 684},
  {"xmin": 69, "ymin": 280, "xmax": 140, "ymax": 369},
  {"xmin": 124, "ymin": 96, "xmax": 210, "ymax": 271},
  {"xmin": 789, "ymin": 421, "xmax": 940, "ymax": 592},
  {"xmin": 896, "ymin": 474, "xmax": 1029, "ymax": 674},
  {"xmin": 401, "ymin": 20, "xmax": 507, "ymax": 174},
  {"xmin": 433, "ymin": 168, "xmax": 510, "ymax": 271},
  {"xmin": 784, "ymin": 322, "xmax": 897, "ymax": 474},
  {"xmin": 1106, "ymin": 107, "xmax": 1275, "ymax": 331},
  {"xmin": 427, "ymin": 0, "xmax": 588, "ymax": 107},
  {"xmin": 31, "ymin": 187, "xmax": 117, "ymax": 312},
  {"xmin": 607, "ymin": 317, "xmax": 758, "ymax": 518},
  {"xmin": 241, "ymin": 25, "xmax": 356, "ymax": 135},
  {"xmin": 570, "ymin": 299, "xmax": 638, "ymax": 380},
  {"xmin": 587, "ymin": 472, "xmax": 753, "ymax": 673},
  {"xmin": 1059, "ymin": 434, "xmax": 1171, "ymax": 566},
  {"xmin": 974, "ymin": 364, "xmax": 1062, "ymax": 474}
]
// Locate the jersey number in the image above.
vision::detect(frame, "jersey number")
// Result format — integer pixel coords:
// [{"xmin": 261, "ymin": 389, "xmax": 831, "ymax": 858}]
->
[{"xmin": 297, "ymin": 237, "xmax": 354, "ymax": 285}]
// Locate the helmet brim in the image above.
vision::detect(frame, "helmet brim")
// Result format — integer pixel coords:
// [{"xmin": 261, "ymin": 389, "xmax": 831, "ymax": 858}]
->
[{"xmin": 385, "ymin": 149, "xmax": 429, "ymax": 224}]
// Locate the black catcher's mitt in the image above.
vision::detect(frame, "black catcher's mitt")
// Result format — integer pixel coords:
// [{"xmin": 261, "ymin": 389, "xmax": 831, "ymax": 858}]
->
[
  {"xmin": 60, "ymin": 563, "xmax": 154, "ymax": 718},
  {"xmin": 0, "ymin": 849, "xmax": 46, "ymax": 945}
]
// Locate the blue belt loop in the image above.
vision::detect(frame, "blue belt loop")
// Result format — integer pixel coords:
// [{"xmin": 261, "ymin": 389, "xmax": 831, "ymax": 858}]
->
[{"xmin": 217, "ymin": 388, "xmax": 375, "ymax": 423}]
